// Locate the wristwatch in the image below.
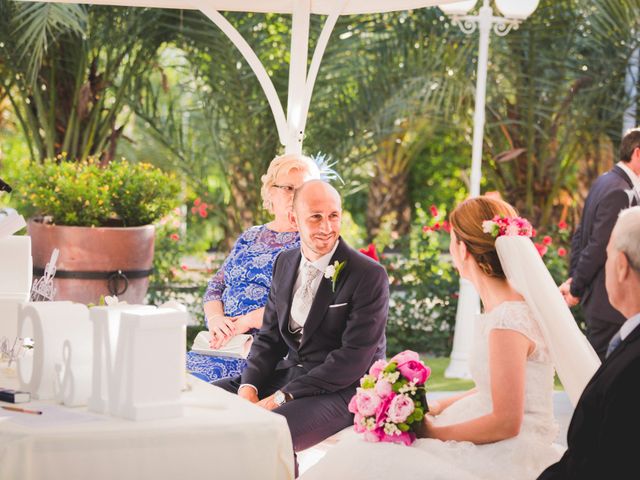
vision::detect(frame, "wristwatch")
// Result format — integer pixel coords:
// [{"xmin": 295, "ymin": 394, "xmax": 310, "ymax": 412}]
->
[{"xmin": 274, "ymin": 390, "xmax": 292, "ymax": 406}]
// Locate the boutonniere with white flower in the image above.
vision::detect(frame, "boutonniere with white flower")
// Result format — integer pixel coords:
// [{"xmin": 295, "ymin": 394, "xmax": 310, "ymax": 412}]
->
[{"xmin": 324, "ymin": 260, "xmax": 347, "ymax": 292}]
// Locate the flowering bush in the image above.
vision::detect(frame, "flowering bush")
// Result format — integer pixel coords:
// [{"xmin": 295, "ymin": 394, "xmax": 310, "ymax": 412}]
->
[
  {"xmin": 10, "ymin": 157, "xmax": 180, "ymax": 227},
  {"xmin": 384, "ymin": 204, "xmax": 459, "ymax": 356},
  {"xmin": 349, "ymin": 350, "xmax": 430, "ymax": 445}
]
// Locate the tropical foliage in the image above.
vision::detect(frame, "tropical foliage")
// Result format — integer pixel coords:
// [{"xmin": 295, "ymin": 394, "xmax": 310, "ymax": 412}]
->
[{"xmin": 1, "ymin": 0, "xmax": 638, "ymax": 352}]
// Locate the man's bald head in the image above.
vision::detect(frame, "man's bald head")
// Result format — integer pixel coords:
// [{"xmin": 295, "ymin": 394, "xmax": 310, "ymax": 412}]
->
[
  {"xmin": 292, "ymin": 180, "xmax": 342, "ymax": 214},
  {"xmin": 290, "ymin": 180, "xmax": 342, "ymax": 261}
]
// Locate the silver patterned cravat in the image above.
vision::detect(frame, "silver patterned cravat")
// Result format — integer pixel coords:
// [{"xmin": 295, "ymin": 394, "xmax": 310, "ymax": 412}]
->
[
  {"xmin": 605, "ymin": 330, "xmax": 623, "ymax": 359},
  {"xmin": 290, "ymin": 262, "xmax": 322, "ymax": 331}
]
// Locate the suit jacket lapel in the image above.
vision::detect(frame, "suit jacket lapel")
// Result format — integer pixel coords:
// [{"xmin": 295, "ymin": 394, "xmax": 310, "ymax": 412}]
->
[
  {"xmin": 586, "ymin": 323, "xmax": 640, "ymax": 386},
  {"xmin": 299, "ymin": 238, "xmax": 350, "ymax": 348},
  {"xmin": 612, "ymin": 165, "xmax": 634, "ymax": 189},
  {"xmin": 278, "ymin": 250, "xmax": 301, "ymax": 340}
]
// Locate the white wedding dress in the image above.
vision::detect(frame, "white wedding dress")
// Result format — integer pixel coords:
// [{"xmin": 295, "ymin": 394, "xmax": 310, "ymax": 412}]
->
[{"xmin": 302, "ymin": 301, "xmax": 563, "ymax": 480}]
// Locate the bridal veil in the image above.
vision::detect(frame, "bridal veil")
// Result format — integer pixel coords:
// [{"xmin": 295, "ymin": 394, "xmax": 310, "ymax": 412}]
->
[{"xmin": 496, "ymin": 236, "xmax": 600, "ymax": 406}]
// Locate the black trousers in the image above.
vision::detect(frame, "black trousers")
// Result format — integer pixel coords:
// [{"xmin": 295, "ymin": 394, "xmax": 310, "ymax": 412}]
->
[{"xmin": 213, "ymin": 368, "xmax": 354, "ymax": 452}]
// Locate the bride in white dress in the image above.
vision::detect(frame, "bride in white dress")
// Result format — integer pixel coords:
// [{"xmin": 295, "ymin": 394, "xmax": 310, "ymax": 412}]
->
[{"xmin": 302, "ymin": 196, "xmax": 600, "ymax": 480}]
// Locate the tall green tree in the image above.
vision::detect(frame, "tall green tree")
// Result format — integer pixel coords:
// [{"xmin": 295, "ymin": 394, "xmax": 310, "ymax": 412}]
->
[
  {"xmin": 483, "ymin": 0, "xmax": 640, "ymax": 227},
  {"xmin": 0, "ymin": 2, "xmax": 172, "ymax": 163}
]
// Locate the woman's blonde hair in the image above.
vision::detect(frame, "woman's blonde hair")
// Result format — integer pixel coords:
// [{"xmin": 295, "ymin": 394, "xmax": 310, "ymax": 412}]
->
[
  {"xmin": 260, "ymin": 153, "xmax": 320, "ymax": 212},
  {"xmin": 449, "ymin": 196, "xmax": 518, "ymax": 278}
]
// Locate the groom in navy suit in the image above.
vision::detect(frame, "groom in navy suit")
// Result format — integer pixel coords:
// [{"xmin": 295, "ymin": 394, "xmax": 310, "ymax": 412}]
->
[
  {"xmin": 539, "ymin": 207, "xmax": 640, "ymax": 480},
  {"xmin": 561, "ymin": 128, "xmax": 640, "ymax": 358},
  {"xmin": 214, "ymin": 180, "xmax": 389, "ymax": 453}
]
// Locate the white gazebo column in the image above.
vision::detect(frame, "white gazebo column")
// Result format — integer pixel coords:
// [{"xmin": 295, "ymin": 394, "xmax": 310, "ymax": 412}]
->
[
  {"xmin": 622, "ymin": 45, "xmax": 639, "ymax": 134},
  {"xmin": 285, "ymin": 0, "xmax": 311, "ymax": 154},
  {"xmin": 440, "ymin": 0, "xmax": 539, "ymax": 378}
]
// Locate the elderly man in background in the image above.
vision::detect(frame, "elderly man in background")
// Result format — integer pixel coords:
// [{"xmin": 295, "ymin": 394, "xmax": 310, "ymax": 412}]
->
[
  {"xmin": 539, "ymin": 206, "xmax": 640, "ymax": 480},
  {"xmin": 561, "ymin": 128, "xmax": 640, "ymax": 359}
]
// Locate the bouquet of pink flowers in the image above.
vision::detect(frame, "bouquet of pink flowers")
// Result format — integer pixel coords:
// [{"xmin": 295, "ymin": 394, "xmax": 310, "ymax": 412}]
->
[{"xmin": 348, "ymin": 350, "xmax": 430, "ymax": 446}]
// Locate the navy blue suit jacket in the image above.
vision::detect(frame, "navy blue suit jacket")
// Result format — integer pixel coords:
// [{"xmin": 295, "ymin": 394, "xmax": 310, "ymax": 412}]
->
[
  {"xmin": 570, "ymin": 165, "xmax": 634, "ymax": 323},
  {"xmin": 538, "ymin": 323, "xmax": 640, "ymax": 479},
  {"xmin": 240, "ymin": 238, "xmax": 389, "ymax": 400}
]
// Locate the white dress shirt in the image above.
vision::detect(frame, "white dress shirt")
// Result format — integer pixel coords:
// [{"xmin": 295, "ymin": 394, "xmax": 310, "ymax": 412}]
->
[{"xmin": 619, "ymin": 312, "xmax": 640, "ymax": 341}]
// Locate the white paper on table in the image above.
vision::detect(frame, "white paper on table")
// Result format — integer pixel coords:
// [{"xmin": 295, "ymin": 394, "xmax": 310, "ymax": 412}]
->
[{"xmin": 191, "ymin": 331, "xmax": 252, "ymax": 359}]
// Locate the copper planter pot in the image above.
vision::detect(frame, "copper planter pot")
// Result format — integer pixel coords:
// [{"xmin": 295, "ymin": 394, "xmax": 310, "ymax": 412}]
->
[{"xmin": 28, "ymin": 220, "xmax": 155, "ymax": 305}]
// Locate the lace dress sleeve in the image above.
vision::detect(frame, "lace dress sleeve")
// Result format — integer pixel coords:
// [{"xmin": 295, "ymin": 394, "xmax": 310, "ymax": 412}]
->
[
  {"xmin": 488, "ymin": 302, "xmax": 550, "ymax": 363},
  {"xmin": 202, "ymin": 230, "xmax": 247, "ymax": 304}
]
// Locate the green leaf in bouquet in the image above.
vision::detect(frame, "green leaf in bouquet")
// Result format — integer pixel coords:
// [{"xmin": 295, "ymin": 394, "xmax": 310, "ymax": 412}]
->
[
  {"xmin": 361, "ymin": 375, "xmax": 376, "ymax": 389},
  {"xmin": 384, "ymin": 362, "xmax": 397, "ymax": 373},
  {"xmin": 398, "ymin": 423, "xmax": 410, "ymax": 432},
  {"xmin": 392, "ymin": 379, "xmax": 406, "ymax": 392}
]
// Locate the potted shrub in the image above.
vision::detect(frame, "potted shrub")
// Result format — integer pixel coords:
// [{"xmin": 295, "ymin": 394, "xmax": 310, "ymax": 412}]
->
[{"xmin": 9, "ymin": 157, "xmax": 181, "ymax": 304}]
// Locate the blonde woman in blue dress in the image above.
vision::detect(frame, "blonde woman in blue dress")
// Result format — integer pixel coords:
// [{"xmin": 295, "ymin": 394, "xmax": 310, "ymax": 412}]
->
[{"xmin": 302, "ymin": 196, "xmax": 599, "ymax": 480}]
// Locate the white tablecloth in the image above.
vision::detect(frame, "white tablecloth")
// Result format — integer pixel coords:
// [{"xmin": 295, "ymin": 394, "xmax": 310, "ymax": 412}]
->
[{"xmin": 0, "ymin": 367, "xmax": 294, "ymax": 480}]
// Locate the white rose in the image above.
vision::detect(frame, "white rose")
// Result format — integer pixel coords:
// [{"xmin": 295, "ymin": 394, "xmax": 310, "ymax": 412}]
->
[{"xmin": 324, "ymin": 265, "xmax": 336, "ymax": 279}]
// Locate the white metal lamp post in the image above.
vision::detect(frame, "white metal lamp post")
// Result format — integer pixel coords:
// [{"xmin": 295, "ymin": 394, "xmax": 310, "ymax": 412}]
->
[{"xmin": 441, "ymin": 0, "xmax": 540, "ymax": 379}]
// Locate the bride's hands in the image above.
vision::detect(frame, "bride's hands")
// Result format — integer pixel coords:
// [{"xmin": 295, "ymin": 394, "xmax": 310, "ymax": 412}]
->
[
  {"xmin": 427, "ymin": 399, "xmax": 443, "ymax": 416},
  {"xmin": 415, "ymin": 414, "xmax": 437, "ymax": 439}
]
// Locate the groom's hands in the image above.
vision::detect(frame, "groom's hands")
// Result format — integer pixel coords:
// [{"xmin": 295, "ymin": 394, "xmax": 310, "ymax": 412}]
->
[
  {"xmin": 559, "ymin": 278, "xmax": 580, "ymax": 307},
  {"xmin": 256, "ymin": 394, "xmax": 278, "ymax": 411},
  {"xmin": 238, "ymin": 385, "xmax": 259, "ymax": 403}
]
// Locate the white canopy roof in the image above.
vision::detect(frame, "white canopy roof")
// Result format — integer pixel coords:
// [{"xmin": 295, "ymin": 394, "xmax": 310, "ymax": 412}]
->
[
  {"xmin": 19, "ymin": 0, "xmax": 458, "ymax": 15},
  {"xmin": 17, "ymin": 0, "xmax": 459, "ymax": 151}
]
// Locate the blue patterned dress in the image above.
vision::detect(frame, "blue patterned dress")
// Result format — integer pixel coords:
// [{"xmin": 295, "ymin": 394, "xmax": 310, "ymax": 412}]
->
[{"xmin": 187, "ymin": 225, "xmax": 300, "ymax": 382}]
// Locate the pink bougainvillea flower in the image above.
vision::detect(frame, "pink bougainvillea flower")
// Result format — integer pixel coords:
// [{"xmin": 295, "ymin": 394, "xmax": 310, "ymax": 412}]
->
[
  {"xmin": 359, "ymin": 243, "xmax": 380, "ymax": 262},
  {"xmin": 534, "ymin": 243, "xmax": 548, "ymax": 257},
  {"xmin": 430, "ymin": 205, "xmax": 439, "ymax": 217},
  {"xmin": 558, "ymin": 247, "xmax": 567, "ymax": 257},
  {"xmin": 543, "ymin": 235, "xmax": 552, "ymax": 246}
]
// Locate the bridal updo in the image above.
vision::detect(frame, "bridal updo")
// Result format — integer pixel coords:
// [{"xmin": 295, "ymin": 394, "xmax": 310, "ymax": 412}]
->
[{"xmin": 449, "ymin": 196, "xmax": 518, "ymax": 279}]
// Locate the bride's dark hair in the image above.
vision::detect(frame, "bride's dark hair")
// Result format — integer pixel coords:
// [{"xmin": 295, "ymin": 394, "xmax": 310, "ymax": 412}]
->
[{"xmin": 449, "ymin": 196, "xmax": 518, "ymax": 278}]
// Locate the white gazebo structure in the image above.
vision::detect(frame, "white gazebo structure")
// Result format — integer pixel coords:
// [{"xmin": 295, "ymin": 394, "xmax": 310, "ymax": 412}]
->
[
  {"xmin": 18, "ymin": 0, "xmax": 461, "ymax": 155},
  {"xmin": 17, "ymin": 0, "xmax": 512, "ymax": 378}
]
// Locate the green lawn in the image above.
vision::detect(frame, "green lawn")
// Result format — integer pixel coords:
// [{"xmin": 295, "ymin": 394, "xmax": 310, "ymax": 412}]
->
[
  {"xmin": 422, "ymin": 356, "xmax": 564, "ymax": 391},
  {"xmin": 422, "ymin": 356, "xmax": 475, "ymax": 391}
]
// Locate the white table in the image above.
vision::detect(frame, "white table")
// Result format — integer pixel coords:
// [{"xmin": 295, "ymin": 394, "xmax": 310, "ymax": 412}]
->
[{"xmin": 0, "ymin": 367, "xmax": 294, "ymax": 480}]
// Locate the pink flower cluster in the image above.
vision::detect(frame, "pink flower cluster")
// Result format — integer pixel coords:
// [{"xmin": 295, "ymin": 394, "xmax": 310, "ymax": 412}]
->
[
  {"xmin": 482, "ymin": 215, "xmax": 534, "ymax": 239},
  {"xmin": 348, "ymin": 350, "xmax": 431, "ymax": 446}
]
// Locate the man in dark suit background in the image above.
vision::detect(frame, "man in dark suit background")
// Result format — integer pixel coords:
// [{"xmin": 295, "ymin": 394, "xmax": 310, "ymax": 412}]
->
[
  {"xmin": 560, "ymin": 128, "xmax": 640, "ymax": 359},
  {"xmin": 539, "ymin": 206, "xmax": 640, "ymax": 480},
  {"xmin": 214, "ymin": 180, "xmax": 389, "ymax": 453}
]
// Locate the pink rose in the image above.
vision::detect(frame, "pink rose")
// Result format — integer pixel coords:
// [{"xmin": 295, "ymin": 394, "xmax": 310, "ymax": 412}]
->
[
  {"xmin": 390, "ymin": 350, "xmax": 420, "ymax": 365},
  {"xmin": 353, "ymin": 413, "xmax": 366, "ymax": 433},
  {"xmin": 506, "ymin": 224, "xmax": 520, "ymax": 236},
  {"xmin": 355, "ymin": 388, "xmax": 381, "ymax": 417},
  {"xmin": 348, "ymin": 394, "xmax": 359, "ymax": 414},
  {"xmin": 387, "ymin": 394, "xmax": 415, "ymax": 423},
  {"xmin": 380, "ymin": 431, "xmax": 415, "ymax": 446},
  {"xmin": 369, "ymin": 359, "xmax": 387, "ymax": 378},
  {"xmin": 363, "ymin": 429, "xmax": 383, "ymax": 443},
  {"xmin": 374, "ymin": 380, "xmax": 393, "ymax": 398},
  {"xmin": 396, "ymin": 360, "xmax": 431, "ymax": 385},
  {"xmin": 375, "ymin": 393, "xmax": 395, "ymax": 426}
]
